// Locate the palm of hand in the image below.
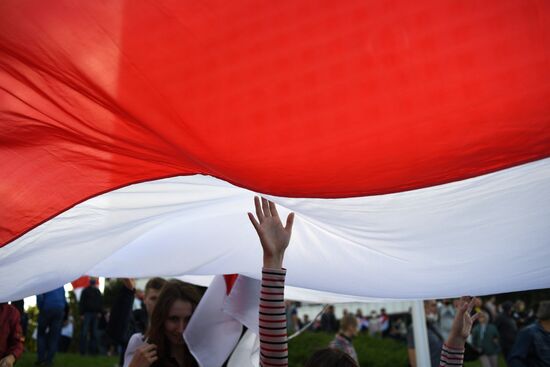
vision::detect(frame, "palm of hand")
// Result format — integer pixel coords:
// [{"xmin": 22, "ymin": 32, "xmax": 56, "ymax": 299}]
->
[
  {"xmin": 257, "ymin": 217, "xmax": 291, "ymax": 256},
  {"xmin": 248, "ymin": 197, "xmax": 295, "ymax": 262}
]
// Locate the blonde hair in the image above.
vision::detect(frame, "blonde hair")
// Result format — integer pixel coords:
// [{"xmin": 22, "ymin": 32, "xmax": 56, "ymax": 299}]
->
[{"xmin": 340, "ymin": 313, "xmax": 358, "ymax": 333}]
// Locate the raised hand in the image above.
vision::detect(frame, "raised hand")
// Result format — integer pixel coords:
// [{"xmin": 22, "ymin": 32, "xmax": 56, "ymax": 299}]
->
[
  {"xmin": 446, "ymin": 297, "xmax": 481, "ymax": 348},
  {"xmin": 248, "ymin": 196, "xmax": 295, "ymax": 269}
]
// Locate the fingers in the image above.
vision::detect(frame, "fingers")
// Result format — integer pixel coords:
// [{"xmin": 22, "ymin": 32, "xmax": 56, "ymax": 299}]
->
[
  {"xmin": 254, "ymin": 196, "xmax": 264, "ymax": 222},
  {"xmin": 269, "ymin": 200, "xmax": 279, "ymax": 218},
  {"xmin": 261, "ymin": 197, "xmax": 271, "ymax": 218},
  {"xmin": 471, "ymin": 312, "xmax": 481, "ymax": 323},
  {"xmin": 285, "ymin": 212, "xmax": 295, "ymax": 232},
  {"xmin": 466, "ymin": 297, "xmax": 476, "ymax": 314},
  {"xmin": 248, "ymin": 212, "xmax": 260, "ymax": 233}
]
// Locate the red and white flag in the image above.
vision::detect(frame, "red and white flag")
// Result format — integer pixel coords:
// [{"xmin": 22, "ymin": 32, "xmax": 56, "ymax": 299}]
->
[{"xmin": 1, "ymin": 0, "xmax": 550, "ymax": 302}]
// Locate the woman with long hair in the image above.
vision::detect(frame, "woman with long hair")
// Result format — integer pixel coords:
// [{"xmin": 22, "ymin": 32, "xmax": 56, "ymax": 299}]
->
[{"xmin": 128, "ymin": 280, "xmax": 201, "ymax": 367}]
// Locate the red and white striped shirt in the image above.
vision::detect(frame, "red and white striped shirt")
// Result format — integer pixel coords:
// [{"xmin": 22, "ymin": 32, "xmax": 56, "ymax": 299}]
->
[{"xmin": 259, "ymin": 268, "xmax": 288, "ymax": 367}]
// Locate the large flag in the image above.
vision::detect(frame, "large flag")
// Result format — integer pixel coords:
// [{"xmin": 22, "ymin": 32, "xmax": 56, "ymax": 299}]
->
[{"xmin": 1, "ymin": 0, "xmax": 550, "ymax": 302}]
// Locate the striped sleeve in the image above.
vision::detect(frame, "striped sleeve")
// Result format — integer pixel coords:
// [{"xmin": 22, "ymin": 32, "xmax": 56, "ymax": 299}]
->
[
  {"xmin": 439, "ymin": 343, "xmax": 465, "ymax": 367},
  {"xmin": 259, "ymin": 267, "xmax": 288, "ymax": 367}
]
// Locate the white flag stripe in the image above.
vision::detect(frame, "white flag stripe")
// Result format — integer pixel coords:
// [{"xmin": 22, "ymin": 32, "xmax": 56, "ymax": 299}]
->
[{"xmin": 1, "ymin": 158, "xmax": 550, "ymax": 302}]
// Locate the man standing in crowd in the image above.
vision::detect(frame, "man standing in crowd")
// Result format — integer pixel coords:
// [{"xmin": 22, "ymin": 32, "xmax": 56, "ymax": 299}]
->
[
  {"xmin": 407, "ymin": 300, "xmax": 445, "ymax": 367},
  {"xmin": 495, "ymin": 301, "xmax": 518, "ymax": 361},
  {"xmin": 36, "ymin": 286, "xmax": 66, "ymax": 366},
  {"xmin": 0, "ymin": 302, "xmax": 24, "ymax": 367},
  {"xmin": 79, "ymin": 278, "xmax": 103, "ymax": 355},
  {"xmin": 320, "ymin": 305, "xmax": 339, "ymax": 333},
  {"xmin": 508, "ymin": 300, "xmax": 550, "ymax": 366}
]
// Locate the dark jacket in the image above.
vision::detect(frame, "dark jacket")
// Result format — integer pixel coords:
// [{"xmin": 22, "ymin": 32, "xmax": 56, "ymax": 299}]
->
[
  {"xmin": 0, "ymin": 303, "xmax": 24, "ymax": 360},
  {"xmin": 495, "ymin": 312, "xmax": 518, "ymax": 355},
  {"xmin": 106, "ymin": 286, "xmax": 147, "ymax": 346},
  {"xmin": 472, "ymin": 323, "xmax": 500, "ymax": 356},
  {"xmin": 37, "ymin": 287, "xmax": 66, "ymax": 311},
  {"xmin": 508, "ymin": 322, "xmax": 550, "ymax": 367},
  {"xmin": 79, "ymin": 286, "xmax": 103, "ymax": 314}
]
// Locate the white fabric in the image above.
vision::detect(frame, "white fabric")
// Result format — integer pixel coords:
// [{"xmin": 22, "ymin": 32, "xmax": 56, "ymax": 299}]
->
[
  {"xmin": 227, "ymin": 329, "xmax": 260, "ymax": 367},
  {"xmin": 184, "ymin": 275, "xmax": 243, "ymax": 367},
  {"xmin": 2, "ymin": 158, "xmax": 550, "ymax": 302}
]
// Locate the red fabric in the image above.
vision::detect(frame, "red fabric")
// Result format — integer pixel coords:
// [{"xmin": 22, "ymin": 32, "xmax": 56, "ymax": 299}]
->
[
  {"xmin": 1, "ymin": 0, "xmax": 550, "ymax": 246},
  {"xmin": 223, "ymin": 274, "xmax": 239, "ymax": 295},
  {"xmin": 0, "ymin": 304, "xmax": 24, "ymax": 360}
]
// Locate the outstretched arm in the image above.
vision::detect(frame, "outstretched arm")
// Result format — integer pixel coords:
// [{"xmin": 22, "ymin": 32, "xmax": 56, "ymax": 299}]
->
[
  {"xmin": 248, "ymin": 197, "xmax": 294, "ymax": 367},
  {"xmin": 440, "ymin": 297, "xmax": 480, "ymax": 367}
]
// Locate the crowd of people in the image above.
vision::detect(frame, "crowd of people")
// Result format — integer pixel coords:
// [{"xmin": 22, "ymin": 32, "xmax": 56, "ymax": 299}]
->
[{"xmin": 1, "ymin": 198, "xmax": 549, "ymax": 367}]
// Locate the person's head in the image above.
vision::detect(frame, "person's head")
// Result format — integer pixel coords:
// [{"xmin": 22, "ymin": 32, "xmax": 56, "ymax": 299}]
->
[
  {"xmin": 305, "ymin": 348, "xmax": 358, "ymax": 367},
  {"xmin": 340, "ymin": 313, "xmax": 358, "ymax": 337},
  {"xmin": 536, "ymin": 300, "xmax": 550, "ymax": 322},
  {"xmin": 144, "ymin": 277, "xmax": 167, "ymax": 317},
  {"xmin": 304, "ymin": 314, "xmax": 310, "ymax": 323},
  {"xmin": 327, "ymin": 305, "xmax": 335, "ymax": 314},
  {"xmin": 356, "ymin": 309, "xmax": 363, "ymax": 318},
  {"xmin": 478, "ymin": 311, "xmax": 489, "ymax": 325},
  {"xmin": 380, "ymin": 308, "xmax": 386, "ymax": 315},
  {"xmin": 424, "ymin": 300, "xmax": 438, "ymax": 322},
  {"xmin": 89, "ymin": 277, "xmax": 97, "ymax": 287},
  {"xmin": 146, "ymin": 280, "xmax": 201, "ymax": 366},
  {"xmin": 501, "ymin": 301, "xmax": 514, "ymax": 315},
  {"xmin": 515, "ymin": 300, "xmax": 525, "ymax": 312}
]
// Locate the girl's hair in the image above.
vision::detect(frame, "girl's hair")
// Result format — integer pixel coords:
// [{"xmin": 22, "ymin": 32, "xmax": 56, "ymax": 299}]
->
[
  {"xmin": 145, "ymin": 279, "xmax": 201, "ymax": 367},
  {"xmin": 305, "ymin": 348, "xmax": 358, "ymax": 367}
]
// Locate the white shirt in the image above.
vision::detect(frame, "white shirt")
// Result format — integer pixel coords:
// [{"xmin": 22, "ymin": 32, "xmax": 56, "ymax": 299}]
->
[{"xmin": 124, "ymin": 333, "xmax": 147, "ymax": 367}]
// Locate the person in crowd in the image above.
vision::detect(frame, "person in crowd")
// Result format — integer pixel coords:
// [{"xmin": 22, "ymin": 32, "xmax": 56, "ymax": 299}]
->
[
  {"xmin": 472, "ymin": 311, "xmax": 500, "ymax": 367},
  {"xmin": 36, "ymin": 286, "xmax": 67, "ymax": 366},
  {"xmin": 407, "ymin": 299, "xmax": 445, "ymax": 367},
  {"xmin": 127, "ymin": 280, "xmax": 201, "ymax": 367},
  {"xmin": 495, "ymin": 301, "xmax": 518, "ymax": 360},
  {"xmin": 79, "ymin": 277, "xmax": 103, "ymax": 355},
  {"xmin": 250, "ymin": 197, "xmax": 481, "ymax": 367},
  {"xmin": 10, "ymin": 300, "xmax": 28, "ymax": 344},
  {"xmin": 439, "ymin": 299, "xmax": 456, "ymax": 340},
  {"xmin": 508, "ymin": 300, "xmax": 550, "ymax": 367},
  {"xmin": 356, "ymin": 309, "xmax": 369, "ymax": 333},
  {"xmin": 303, "ymin": 314, "xmax": 311, "ymax": 327},
  {"xmin": 484, "ymin": 296, "xmax": 498, "ymax": 322},
  {"xmin": 321, "ymin": 305, "xmax": 339, "ymax": 333},
  {"xmin": 368, "ymin": 310, "xmax": 380, "ymax": 337},
  {"xmin": 0, "ymin": 302, "xmax": 24, "ymax": 367},
  {"xmin": 114, "ymin": 278, "xmax": 166, "ymax": 367},
  {"xmin": 389, "ymin": 317, "xmax": 407, "ymax": 342},
  {"xmin": 329, "ymin": 313, "xmax": 360, "ymax": 365},
  {"xmin": 513, "ymin": 301, "xmax": 530, "ymax": 330},
  {"xmin": 379, "ymin": 308, "xmax": 390, "ymax": 338},
  {"xmin": 58, "ymin": 314, "xmax": 74, "ymax": 353}
]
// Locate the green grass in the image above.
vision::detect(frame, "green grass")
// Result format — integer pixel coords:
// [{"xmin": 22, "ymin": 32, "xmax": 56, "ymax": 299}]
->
[{"xmin": 15, "ymin": 333, "xmax": 506, "ymax": 367}]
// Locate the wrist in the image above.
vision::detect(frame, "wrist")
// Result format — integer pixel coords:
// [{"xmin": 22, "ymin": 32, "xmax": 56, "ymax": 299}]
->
[
  {"xmin": 445, "ymin": 336, "xmax": 466, "ymax": 349},
  {"xmin": 263, "ymin": 254, "xmax": 284, "ymax": 269}
]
